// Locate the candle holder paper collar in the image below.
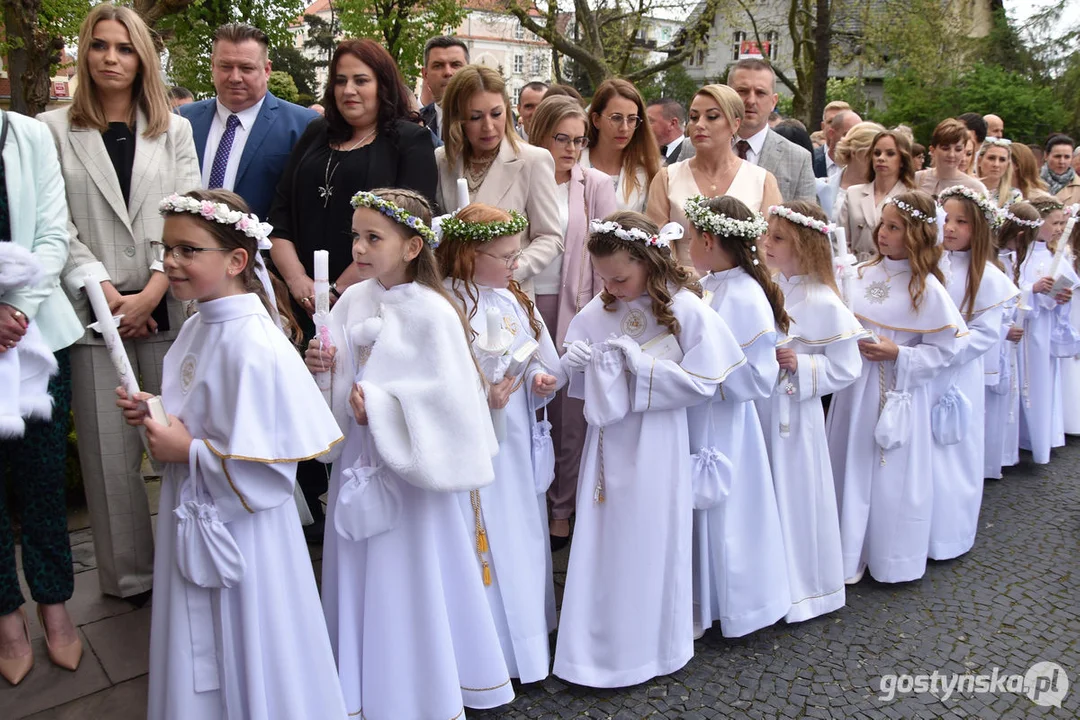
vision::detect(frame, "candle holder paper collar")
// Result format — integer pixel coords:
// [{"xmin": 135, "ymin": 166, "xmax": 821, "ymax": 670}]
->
[
  {"xmin": 159, "ymin": 193, "xmax": 273, "ymax": 249},
  {"xmin": 685, "ymin": 195, "xmax": 769, "ymax": 240},
  {"xmin": 590, "ymin": 218, "xmax": 683, "ymax": 249},
  {"xmin": 883, "ymin": 196, "xmax": 937, "ymax": 225},
  {"xmin": 350, "ymin": 191, "xmax": 438, "ymax": 248},
  {"xmin": 937, "ymin": 185, "xmax": 1004, "ymax": 229},
  {"xmin": 767, "ymin": 205, "xmax": 835, "ymax": 235},
  {"xmin": 432, "ymin": 209, "xmax": 529, "ymax": 245}
]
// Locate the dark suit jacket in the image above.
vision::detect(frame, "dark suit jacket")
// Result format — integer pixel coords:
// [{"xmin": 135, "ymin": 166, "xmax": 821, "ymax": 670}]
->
[
  {"xmin": 180, "ymin": 92, "xmax": 318, "ymax": 220},
  {"xmin": 813, "ymin": 145, "xmax": 827, "ymax": 179},
  {"xmin": 664, "ymin": 136, "xmax": 696, "ymax": 165},
  {"xmin": 418, "ymin": 102, "xmax": 443, "ymax": 147}
]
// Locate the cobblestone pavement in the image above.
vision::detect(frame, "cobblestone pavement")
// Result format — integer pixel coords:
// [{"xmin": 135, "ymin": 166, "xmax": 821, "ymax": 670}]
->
[{"xmin": 474, "ymin": 442, "xmax": 1080, "ymax": 720}]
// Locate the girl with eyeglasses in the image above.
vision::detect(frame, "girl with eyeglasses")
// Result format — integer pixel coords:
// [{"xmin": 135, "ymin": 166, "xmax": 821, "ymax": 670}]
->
[
  {"xmin": 646, "ymin": 84, "xmax": 781, "ymax": 268},
  {"xmin": 527, "ymin": 95, "xmax": 618, "ymax": 550},
  {"xmin": 435, "ymin": 203, "xmax": 565, "ymax": 684},
  {"xmin": 579, "ymin": 79, "xmax": 661, "ymax": 213},
  {"xmin": 435, "ymin": 66, "xmax": 563, "ymax": 300}
]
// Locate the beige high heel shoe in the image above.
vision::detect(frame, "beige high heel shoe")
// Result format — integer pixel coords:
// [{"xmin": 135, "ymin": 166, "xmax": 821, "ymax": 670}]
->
[
  {"xmin": 37, "ymin": 605, "xmax": 82, "ymax": 672},
  {"xmin": 0, "ymin": 608, "xmax": 33, "ymax": 686}
]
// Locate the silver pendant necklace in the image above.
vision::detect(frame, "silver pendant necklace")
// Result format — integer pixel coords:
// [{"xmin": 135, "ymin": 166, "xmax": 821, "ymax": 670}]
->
[{"xmin": 319, "ymin": 129, "xmax": 376, "ymax": 207}]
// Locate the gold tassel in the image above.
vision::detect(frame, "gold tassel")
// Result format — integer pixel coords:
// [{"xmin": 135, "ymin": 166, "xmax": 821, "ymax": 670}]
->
[
  {"xmin": 482, "ymin": 560, "xmax": 492, "ymax": 586},
  {"xmin": 477, "ymin": 528, "xmax": 489, "ymax": 554}
]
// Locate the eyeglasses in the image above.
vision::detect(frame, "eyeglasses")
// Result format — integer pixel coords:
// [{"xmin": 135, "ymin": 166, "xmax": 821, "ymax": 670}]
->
[
  {"xmin": 601, "ymin": 113, "xmax": 641, "ymax": 129},
  {"xmin": 151, "ymin": 241, "xmax": 231, "ymax": 266},
  {"xmin": 552, "ymin": 133, "xmax": 589, "ymax": 149},
  {"xmin": 477, "ymin": 249, "xmax": 523, "ymax": 268}
]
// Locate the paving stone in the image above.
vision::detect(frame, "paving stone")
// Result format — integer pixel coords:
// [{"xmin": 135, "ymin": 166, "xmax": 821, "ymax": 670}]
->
[{"xmin": 81, "ymin": 607, "xmax": 152, "ymax": 684}]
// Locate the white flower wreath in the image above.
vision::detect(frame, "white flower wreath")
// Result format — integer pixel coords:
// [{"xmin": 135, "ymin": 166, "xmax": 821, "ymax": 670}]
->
[
  {"xmin": 937, "ymin": 185, "xmax": 1004, "ymax": 229},
  {"xmin": 589, "ymin": 219, "xmax": 683, "ymax": 249},
  {"xmin": 159, "ymin": 193, "xmax": 273, "ymax": 246},
  {"xmin": 767, "ymin": 205, "xmax": 834, "ymax": 235},
  {"xmin": 684, "ymin": 195, "xmax": 768, "ymax": 240},
  {"xmin": 883, "ymin": 197, "xmax": 937, "ymax": 225}
]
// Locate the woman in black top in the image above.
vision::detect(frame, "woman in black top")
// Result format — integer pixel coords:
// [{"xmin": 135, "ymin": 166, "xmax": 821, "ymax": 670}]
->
[{"xmin": 269, "ymin": 38, "xmax": 437, "ymax": 320}]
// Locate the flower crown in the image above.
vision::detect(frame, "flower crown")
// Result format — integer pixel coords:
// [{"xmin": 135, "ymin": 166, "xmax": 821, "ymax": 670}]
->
[
  {"xmin": 589, "ymin": 219, "xmax": 683, "ymax": 249},
  {"xmin": 432, "ymin": 209, "xmax": 528, "ymax": 245},
  {"xmin": 938, "ymin": 185, "xmax": 1003, "ymax": 229},
  {"xmin": 159, "ymin": 194, "xmax": 273, "ymax": 246},
  {"xmin": 350, "ymin": 191, "xmax": 438, "ymax": 247},
  {"xmin": 767, "ymin": 205, "xmax": 834, "ymax": 235},
  {"xmin": 998, "ymin": 209, "xmax": 1044, "ymax": 229},
  {"xmin": 884, "ymin": 196, "xmax": 937, "ymax": 225},
  {"xmin": 684, "ymin": 195, "xmax": 768, "ymax": 240}
]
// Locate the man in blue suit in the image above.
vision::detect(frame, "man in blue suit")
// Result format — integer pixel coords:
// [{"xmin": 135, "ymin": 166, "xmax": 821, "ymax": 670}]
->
[{"xmin": 180, "ymin": 23, "xmax": 317, "ymax": 221}]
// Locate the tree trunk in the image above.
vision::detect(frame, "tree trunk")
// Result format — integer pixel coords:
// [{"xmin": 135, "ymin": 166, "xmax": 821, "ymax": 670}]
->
[
  {"xmin": 3, "ymin": 0, "xmax": 59, "ymax": 117},
  {"xmin": 810, "ymin": 0, "xmax": 831, "ymax": 127}
]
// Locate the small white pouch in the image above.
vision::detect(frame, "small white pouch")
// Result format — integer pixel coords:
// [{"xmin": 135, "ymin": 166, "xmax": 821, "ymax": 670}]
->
[
  {"xmin": 530, "ymin": 390, "xmax": 556, "ymax": 494},
  {"xmin": 874, "ymin": 365, "xmax": 913, "ymax": 451},
  {"xmin": 174, "ymin": 447, "xmax": 246, "ymax": 589},
  {"xmin": 334, "ymin": 462, "xmax": 402, "ymax": 541},
  {"xmin": 583, "ymin": 342, "xmax": 630, "ymax": 427},
  {"xmin": 931, "ymin": 384, "xmax": 971, "ymax": 446}
]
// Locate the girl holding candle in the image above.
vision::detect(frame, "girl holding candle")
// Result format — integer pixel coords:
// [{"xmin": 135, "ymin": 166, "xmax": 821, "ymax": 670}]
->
[
  {"xmin": 1015, "ymin": 198, "xmax": 1074, "ymax": 463},
  {"xmin": 580, "ymin": 79, "xmax": 661, "ymax": 212},
  {"xmin": 434, "ymin": 66, "xmax": 562, "ymax": 298},
  {"xmin": 753, "ymin": 200, "xmax": 865, "ymax": 623},
  {"xmin": 435, "ymin": 203, "xmax": 564, "ymax": 683},
  {"xmin": 553, "ymin": 211, "xmax": 743, "ymax": 687},
  {"xmin": 928, "ymin": 187, "xmax": 1019, "ymax": 560},
  {"xmin": 305, "ymin": 188, "xmax": 514, "ymax": 717},
  {"xmin": 826, "ymin": 191, "xmax": 969, "ymax": 584},
  {"xmin": 681, "ymin": 196, "xmax": 790, "ymax": 637},
  {"xmin": 115, "ymin": 189, "xmax": 346, "ymax": 719},
  {"xmin": 989, "ymin": 203, "xmax": 1044, "ymax": 476}
]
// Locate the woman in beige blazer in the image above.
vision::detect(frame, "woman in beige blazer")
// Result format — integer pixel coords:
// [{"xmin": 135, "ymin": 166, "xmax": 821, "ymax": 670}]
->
[
  {"xmin": 38, "ymin": 4, "xmax": 199, "ymax": 600},
  {"xmin": 435, "ymin": 65, "xmax": 562, "ymax": 297},
  {"xmin": 839, "ymin": 129, "xmax": 917, "ymax": 260}
]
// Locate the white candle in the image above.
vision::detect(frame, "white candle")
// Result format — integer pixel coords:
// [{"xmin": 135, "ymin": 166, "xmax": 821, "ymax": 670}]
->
[
  {"xmin": 833, "ymin": 227, "xmax": 848, "ymax": 259},
  {"xmin": 1053, "ymin": 214, "xmax": 1079, "ymax": 276},
  {"xmin": 313, "ymin": 250, "xmax": 329, "ymax": 282},
  {"xmin": 486, "ymin": 306, "xmax": 501, "ymax": 341},
  {"xmin": 456, "ymin": 178, "xmax": 470, "ymax": 211},
  {"xmin": 84, "ymin": 281, "xmax": 140, "ymax": 398}
]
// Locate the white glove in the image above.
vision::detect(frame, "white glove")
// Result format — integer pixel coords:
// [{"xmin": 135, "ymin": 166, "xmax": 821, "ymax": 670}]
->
[
  {"xmin": 562, "ymin": 340, "xmax": 593, "ymax": 370},
  {"xmin": 606, "ymin": 334, "xmax": 643, "ymax": 374}
]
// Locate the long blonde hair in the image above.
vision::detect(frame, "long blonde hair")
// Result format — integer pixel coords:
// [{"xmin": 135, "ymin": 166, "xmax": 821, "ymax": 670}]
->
[
  {"xmin": 866, "ymin": 190, "xmax": 944, "ymax": 310},
  {"xmin": 588, "ymin": 79, "xmax": 660, "ymax": 204},
  {"xmin": 977, "ymin": 142, "xmax": 1016, "ymax": 207},
  {"xmin": 441, "ymin": 65, "xmax": 520, "ymax": 169},
  {"xmin": 69, "ymin": 3, "xmax": 171, "ymax": 138}
]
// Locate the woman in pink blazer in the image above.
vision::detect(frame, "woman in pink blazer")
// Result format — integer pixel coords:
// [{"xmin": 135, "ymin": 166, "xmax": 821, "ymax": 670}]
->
[{"xmin": 528, "ymin": 96, "xmax": 618, "ymax": 549}]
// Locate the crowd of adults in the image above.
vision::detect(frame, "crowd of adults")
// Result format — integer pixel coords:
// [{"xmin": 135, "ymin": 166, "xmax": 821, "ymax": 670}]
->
[{"xmin": 3, "ymin": 1, "xmax": 1080, "ymax": 685}]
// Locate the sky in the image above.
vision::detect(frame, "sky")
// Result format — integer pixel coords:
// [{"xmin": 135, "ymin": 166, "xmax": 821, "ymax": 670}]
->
[{"xmin": 1003, "ymin": 0, "xmax": 1080, "ymax": 39}]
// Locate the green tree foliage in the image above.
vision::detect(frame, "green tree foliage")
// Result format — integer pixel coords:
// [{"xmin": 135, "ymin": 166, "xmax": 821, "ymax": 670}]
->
[
  {"xmin": 875, "ymin": 65, "xmax": 1068, "ymax": 145},
  {"xmin": 303, "ymin": 12, "xmax": 339, "ymax": 71},
  {"xmin": 267, "ymin": 69, "xmax": 299, "ymax": 102},
  {"xmin": 270, "ymin": 43, "xmax": 317, "ymax": 96},
  {"xmin": 335, "ymin": 0, "xmax": 467, "ymax": 86},
  {"xmin": 1, "ymin": 0, "xmax": 90, "ymax": 115},
  {"xmin": 637, "ymin": 64, "xmax": 699, "ymax": 109},
  {"xmin": 160, "ymin": 0, "xmax": 305, "ymax": 98}
]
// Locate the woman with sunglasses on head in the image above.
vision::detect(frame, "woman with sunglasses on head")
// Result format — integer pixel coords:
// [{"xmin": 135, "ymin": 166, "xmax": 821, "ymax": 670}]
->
[
  {"xmin": 646, "ymin": 84, "xmax": 781, "ymax": 269},
  {"xmin": 579, "ymin": 79, "xmax": 661, "ymax": 213},
  {"xmin": 978, "ymin": 138, "xmax": 1021, "ymax": 208},
  {"xmin": 527, "ymin": 96, "xmax": 618, "ymax": 551},
  {"xmin": 435, "ymin": 66, "xmax": 562, "ymax": 298}
]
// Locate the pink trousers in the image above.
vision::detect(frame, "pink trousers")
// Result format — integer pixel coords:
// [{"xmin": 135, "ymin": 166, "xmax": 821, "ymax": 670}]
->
[{"xmin": 535, "ymin": 294, "xmax": 586, "ymax": 521}]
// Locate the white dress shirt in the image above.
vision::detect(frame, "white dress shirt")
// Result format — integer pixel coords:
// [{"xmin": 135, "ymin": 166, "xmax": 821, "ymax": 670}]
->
[
  {"xmin": 825, "ymin": 151, "xmax": 842, "ymax": 182},
  {"xmin": 200, "ymin": 97, "xmax": 266, "ymax": 190},
  {"xmin": 738, "ymin": 125, "xmax": 770, "ymax": 166},
  {"xmin": 663, "ymin": 135, "xmax": 686, "ymax": 162}
]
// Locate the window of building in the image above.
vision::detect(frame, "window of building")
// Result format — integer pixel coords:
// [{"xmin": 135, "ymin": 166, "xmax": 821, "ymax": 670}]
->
[
  {"xmin": 515, "ymin": 22, "xmax": 525, "ymax": 40},
  {"xmin": 513, "ymin": 85, "xmax": 522, "ymax": 105},
  {"xmin": 513, "ymin": 54, "xmax": 524, "ymax": 74},
  {"xmin": 532, "ymin": 54, "xmax": 543, "ymax": 75},
  {"xmin": 732, "ymin": 31, "xmax": 746, "ymax": 61},
  {"xmin": 766, "ymin": 31, "xmax": 779, "ymax": 60}
]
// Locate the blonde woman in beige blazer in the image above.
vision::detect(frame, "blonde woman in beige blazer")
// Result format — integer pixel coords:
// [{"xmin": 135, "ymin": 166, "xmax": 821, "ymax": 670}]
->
[
  {"xmin": 37, "ymin": 4, "xmax": 200, "ymax": 600},
  {"xmin": 435, "ymin": 65, "xmax": 562, "ymax": 297},
  {"xmin": 839, "ymin": 129, "xmax": 918, "ymax": 260}
]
